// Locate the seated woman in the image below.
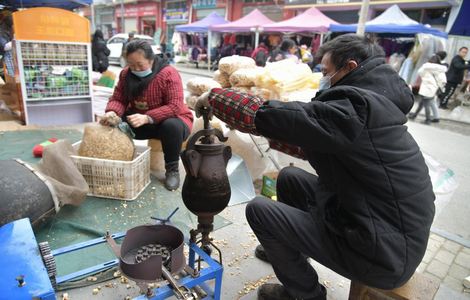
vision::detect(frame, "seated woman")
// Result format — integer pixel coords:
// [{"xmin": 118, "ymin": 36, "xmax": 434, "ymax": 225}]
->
[{"xmin": 101, "ymin": 40, "xmax": 193, "ymax": 191}]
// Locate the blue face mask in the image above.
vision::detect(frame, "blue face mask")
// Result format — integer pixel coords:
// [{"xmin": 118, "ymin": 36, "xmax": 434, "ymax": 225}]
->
[
  {"xmin": 318, "ymin": 69, "xmax": 341, "ymax": 91},
  {"xmin": 131, "ymin": 69, "xmax": 152, "ymax": 78}
]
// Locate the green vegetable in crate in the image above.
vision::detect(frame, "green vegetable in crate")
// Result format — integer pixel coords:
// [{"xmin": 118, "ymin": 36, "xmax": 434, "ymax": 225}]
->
[
  {"xmin": 47, "ymin": 75, "xmax": 67, "ymax": 88},
  {"xmin": 71, "ymin": 67, "xmax": 86, "ymax": 81},
  {"xmin": 24, "ymin": 69, "xmax": 38, "ymax": 82}
]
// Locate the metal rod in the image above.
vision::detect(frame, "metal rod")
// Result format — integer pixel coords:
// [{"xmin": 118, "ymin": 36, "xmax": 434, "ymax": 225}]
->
[
  {"xmin": 51, "ymin": 232, "xmax": 126, "ymax": 256},
  {"xmin": 56, "ymin": 259, "xmax": 119, "ymax": 284},
  {"xmin": 120, "ymin": 0, "xmax": 125, "ymax": 33},
  {"xmin": 356, "ymin": 0, "xmax": 370, "ymax": 36}
]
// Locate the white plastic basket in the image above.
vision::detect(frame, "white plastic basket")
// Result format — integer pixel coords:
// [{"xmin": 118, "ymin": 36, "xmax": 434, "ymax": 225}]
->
[{"xmin": 71, "ymin": 142, "xmax": 151, "ymax": 200}]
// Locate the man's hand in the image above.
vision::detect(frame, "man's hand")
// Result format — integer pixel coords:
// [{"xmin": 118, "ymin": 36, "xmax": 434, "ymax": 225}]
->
[
  {"xmin": 126, "ymin": 113, "xmax": 150, "ymax": 128},
  {"xmin": 99, "ymin": 111, "xmax": 121, "ymax": 126},
  {"xmin": 195, "ymin": 92, "xmax": 213, "ymax": 119}
]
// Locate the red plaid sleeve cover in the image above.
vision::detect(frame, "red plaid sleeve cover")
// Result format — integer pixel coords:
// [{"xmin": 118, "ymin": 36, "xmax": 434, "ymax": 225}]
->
[
  {"xmin": 209, "ymin": 88, "xmax": 262, "ymax": 135},
  {"xmin": 208, "ymin": 88, "xmax": 306, "ymax": 160}
]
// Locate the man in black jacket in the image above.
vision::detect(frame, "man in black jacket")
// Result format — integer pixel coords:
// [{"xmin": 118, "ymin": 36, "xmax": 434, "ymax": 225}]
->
[
  {"xmin": 196, "ymin": 34, "xmax": 435, "ymax": 300},
  {"xmin": 439, "ymin": 46, "xmax": 470, "ymax": 109}
]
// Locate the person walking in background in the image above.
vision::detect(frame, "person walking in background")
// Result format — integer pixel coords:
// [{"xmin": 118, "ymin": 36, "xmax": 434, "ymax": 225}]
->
[
  {"xmin": 0, "ymin": 15, "xmax": 14, "ymax": 78},
  {"xmin": 409, "ymin": 55, "xmax": 447, "ymax": 124},
  {"xmin": 439, "ymin": 47, "xmax": 470, "ymax": 109},
  {"xmin": 436, "ymin": 51, "xmax": 448, "ymax": 67},
  {"xmin": 268, "ymin": 39, "xmax": 298, "ymax": 63},
  {"xmin": 121, "ymin": 31, "xmax": 136, "ymax": 59},
  {"xmin": 92, "ymin": 29, "xmax": 110, "ymax": 73},
  {"xmin": 251, "ymin": 42, "xmax": 269, "ymax": 67},
  {"xmin": 300, "ymin": 44, "xmax": 314, "ymax": 69}
]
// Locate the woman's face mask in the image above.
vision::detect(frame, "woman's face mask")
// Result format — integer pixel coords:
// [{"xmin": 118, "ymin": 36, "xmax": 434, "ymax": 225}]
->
[
  {"xmin": 127, "ymin": 51, "xmax": 153, "ymax": 77},
  {"xmin": 131, "ymin": 69, "xmax": 152, "ymax": 78}
]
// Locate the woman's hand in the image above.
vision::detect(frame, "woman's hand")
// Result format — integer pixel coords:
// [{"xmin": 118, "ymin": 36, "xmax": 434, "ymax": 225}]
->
[
  {"xmin": 99, "ymin": 111, "xmax": 121, "ymax": 126},
  {"xmin": 126, "ymin": 113, "xmax": 150, "ymax": 128}
]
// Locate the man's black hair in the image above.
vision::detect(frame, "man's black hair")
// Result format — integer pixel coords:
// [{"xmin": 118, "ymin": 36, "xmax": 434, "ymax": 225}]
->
[
  {"xmin": 315, "ymin": 34, "xmax": 385, "ymax": 70},
  {"xmin": 126, "ymin": 39, "xmax": 154, "ymax": 59},
  {"xmin": 459, "ymin": 46, "xmax": 468, "ymax": 52}
]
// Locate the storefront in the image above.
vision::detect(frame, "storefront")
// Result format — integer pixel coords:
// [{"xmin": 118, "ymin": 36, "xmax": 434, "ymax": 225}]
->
[
  {"xmin": 242, "ymin": 4, "xmax": 283, "ymax": 22},
  {"xmin": 115, "ymin": 1, "xmax": 161, "ymax": 35},
  {"xmin": 95, "ymin": 5, "xmax": 115, "ymax": 39},
  {"xmin": 164, "ymin": 0, "xmax": 189, "ymax": 53},
  {"xmin": 192, "ymin": 0, "xmax": 227, "ymax": 20}
]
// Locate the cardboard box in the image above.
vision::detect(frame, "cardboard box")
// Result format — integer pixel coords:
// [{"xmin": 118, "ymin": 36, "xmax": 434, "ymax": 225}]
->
[{"xmin": 261, "ymin": 171, "xmax": 278, "ymax": 198}]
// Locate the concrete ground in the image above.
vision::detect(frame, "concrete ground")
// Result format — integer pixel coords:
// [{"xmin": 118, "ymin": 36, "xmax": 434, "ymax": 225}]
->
[{"xmin": 5, "ymin": 63, "xmax": 469, "ymax": 299}]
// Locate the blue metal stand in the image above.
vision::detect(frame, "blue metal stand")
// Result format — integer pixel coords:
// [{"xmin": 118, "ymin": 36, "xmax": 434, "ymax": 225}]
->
[{"xmin": 0, "ymin": 218, "xmax": 55, "ymax": 300}]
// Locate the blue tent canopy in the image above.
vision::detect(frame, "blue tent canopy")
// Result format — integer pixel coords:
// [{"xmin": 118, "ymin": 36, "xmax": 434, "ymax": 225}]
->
[
  {"xmin": 330, "ymin": 5, "xmax": 447, "ymax": 38},
  {"xmin": 449, "ymin": 0, "xmax": 470, "ymax": 36},
  {"xmin": 175, "ymin": 12, "xmax": 228, "ymax": 33},
  {"xmin": 3, "ymin": 0, "xmax": 92, "ymax": 10}
]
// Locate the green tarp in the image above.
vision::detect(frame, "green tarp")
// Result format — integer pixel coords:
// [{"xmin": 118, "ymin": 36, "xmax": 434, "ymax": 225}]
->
[{"xmin": 0, "ymin": 129, "xmax": 231, "ymax": 280}]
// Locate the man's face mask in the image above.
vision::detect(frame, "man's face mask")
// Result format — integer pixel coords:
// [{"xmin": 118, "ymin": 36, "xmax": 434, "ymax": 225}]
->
[{"xmin": 318, "ymin": 69, "xmax": 341, "ymax": 91}]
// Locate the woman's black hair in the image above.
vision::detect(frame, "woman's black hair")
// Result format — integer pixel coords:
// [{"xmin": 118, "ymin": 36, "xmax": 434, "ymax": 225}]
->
[
  {"xmin": 315, "ymin": 34, "xmax": 385, "ymax": 70},
  {"xmin": 93, "ymin": 29, "xmax": 103, "ymax": 40},
  {"xmin": 125, "ymin": 39, "xmax": 155, "ymax": 60},
  {"xmin": 428, "ymin": 55, "xmax": 441, "ymax": 64},
  {"xmin": 280, "ymin": 39, "xmax": 296, "ymax": 52},
  {"xmin": 436, "ymin": 51, "xmax": 447, "ymax": 61}
]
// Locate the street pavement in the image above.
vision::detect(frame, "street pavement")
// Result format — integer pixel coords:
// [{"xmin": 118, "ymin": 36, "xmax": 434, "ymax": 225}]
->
[{"xmin": 59, "ymin": 64, "xmax": 470, "ymax": 299}]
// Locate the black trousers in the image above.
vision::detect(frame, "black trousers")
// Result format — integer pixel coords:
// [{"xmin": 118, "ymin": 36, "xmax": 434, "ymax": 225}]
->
[
  {"xmin": 246, "ymin": 166, "xmax": 356, "ymax": 299},
  {"xmin": 125, "ymin": 115, "xmax": 190, "ymax": 164},
  {"xmin": 439, "ymin": 82, "xmax": 458, "ymax": 106}
]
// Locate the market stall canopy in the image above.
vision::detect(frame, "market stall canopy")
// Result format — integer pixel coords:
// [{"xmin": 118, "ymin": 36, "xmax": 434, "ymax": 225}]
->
[
  {"xmin": 3, "ymin": 0, "xmax": 92, "ymax": 10},
  {"xmin": 330, "ymin": 5, "xmax": 447, "ymax": 38},
  {"xmin": 262, "ymin": 7, "xmax": 338, "ymax": 33},
  {"xmin": 449, "ymin": 0, "xmax": 470, "ymax": 36},
  {"xmin": 175, "ymin": 12, "xmax": 228, "ymax": 33},
  {"xmin": 209, "ymin": 9, "xmax": 274, "ymax": 32}
]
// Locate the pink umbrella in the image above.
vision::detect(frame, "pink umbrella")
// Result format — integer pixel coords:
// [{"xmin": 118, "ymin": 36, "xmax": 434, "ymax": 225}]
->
[
  {"xmin": 209, "ymin": 9, "xmax": 274, "ymax": 32},
  {"xmin": 262, "ymin": 7, "xmax": 338, "ymax": 33}
]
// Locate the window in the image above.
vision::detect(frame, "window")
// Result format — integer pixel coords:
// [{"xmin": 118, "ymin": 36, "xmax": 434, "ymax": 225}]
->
[
  {"xmin": 166, "ymin": 1, "xmax": 186, "ymax": 10},
  {"xmin": 108, "ymin": 37, "xmax": 126, "ymax": 44}
]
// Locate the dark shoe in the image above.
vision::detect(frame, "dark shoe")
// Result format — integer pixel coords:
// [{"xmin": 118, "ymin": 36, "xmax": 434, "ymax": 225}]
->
[
  {"xmin": 257, "ymin": 283, "xmax": 327, "ymax": 300},
  {"xmin": 257, "ymin": 283, "xmax": 294, "ymax": 300},
  {"xmin": 439, "ymin": 104, "xmax": 448, "ymax": 109},
  {"xmin": 408, "ymin": 113, "xmax": 417, "ymax": 120},
  {"xmin": 431, "ymin": 119, "xmax": 440, "ymax": 123},
  {"xmin": 255, "ymin": 244, "xmax": 269, "ymax": 262},
  {"xmin": 164, "ymin": 162, "xmax": 180, "ymax": 191},
  {"xmin": 423, "ymin": 119, "xmax": 432, "ymax": 125}
]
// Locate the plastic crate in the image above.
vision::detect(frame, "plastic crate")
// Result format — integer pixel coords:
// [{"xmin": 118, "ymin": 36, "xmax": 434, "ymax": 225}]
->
[{"xmin": 71, "ymin": 142, "xmax": 151, "ymax": 200}]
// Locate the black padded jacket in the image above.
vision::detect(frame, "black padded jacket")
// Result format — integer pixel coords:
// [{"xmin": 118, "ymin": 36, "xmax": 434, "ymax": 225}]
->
[{"xmin": 254, "ymin": 56, "xmax": 435, "ymax": 289}]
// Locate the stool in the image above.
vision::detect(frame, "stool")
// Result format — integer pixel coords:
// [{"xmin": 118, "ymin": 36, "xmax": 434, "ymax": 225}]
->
[
  {"xmin": 348, "ymin": 273, "xmax": 440, "ymax": 300},
  {"xmin": 148, "ymin": 139, "xmax": 188, "ymax": 172}
]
